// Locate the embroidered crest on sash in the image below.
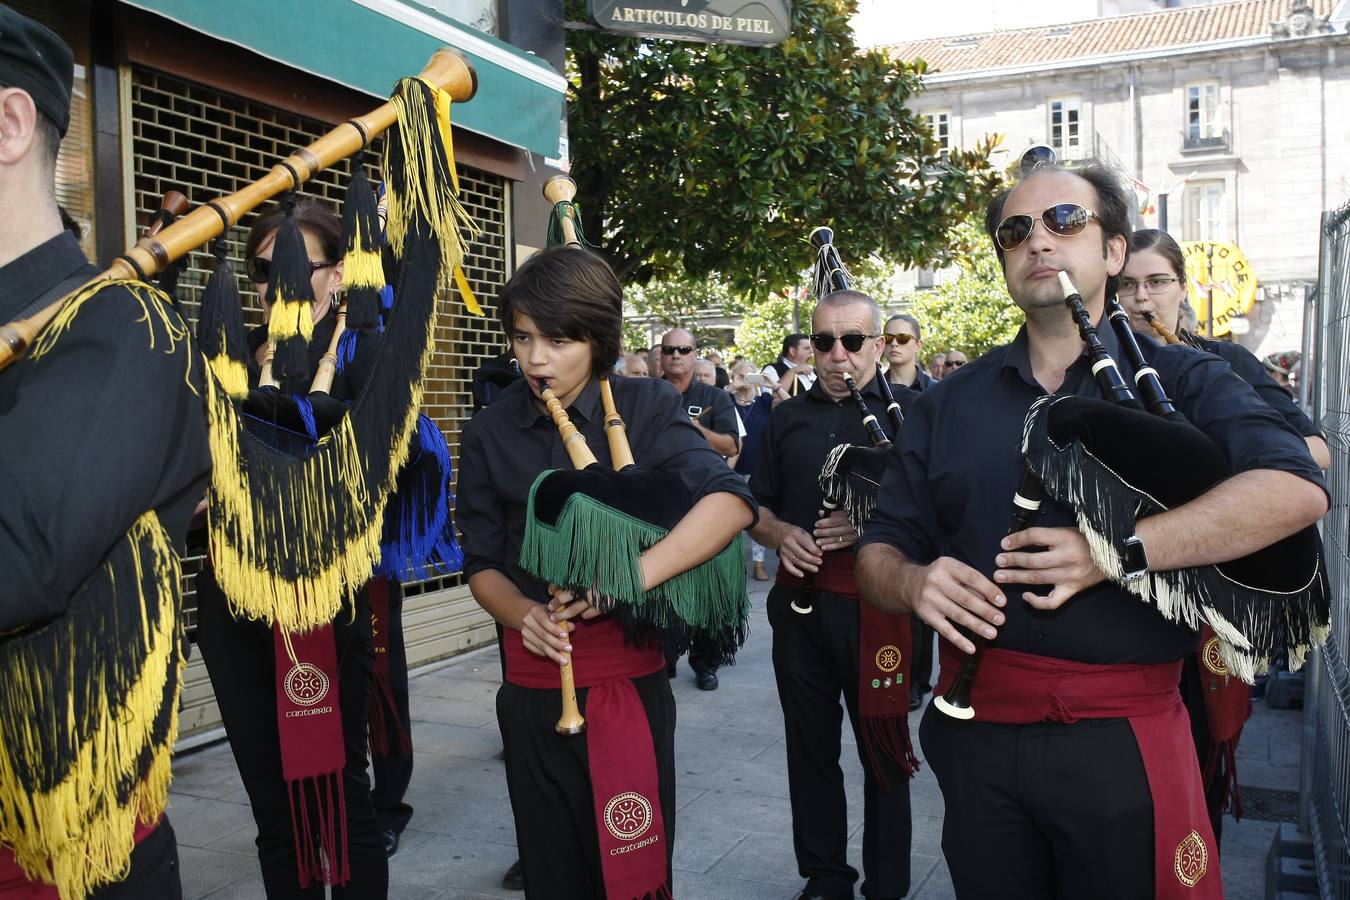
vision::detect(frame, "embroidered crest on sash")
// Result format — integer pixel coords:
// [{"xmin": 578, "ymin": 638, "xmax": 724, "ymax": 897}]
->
[
  {"xmin": 603, "ymin": 791, "xmax": 653, "ymax": 841},
  {"xmin": 1201, "ymin": 636, "xmax": 1229, "ymax": 677},
  {"xmin": 875, "ymin": 644, "xmax": 903, "ymax": 674},
  {"xmin": 1174, "ymin": 829, "xmax": 1208, "ymax": 887}
]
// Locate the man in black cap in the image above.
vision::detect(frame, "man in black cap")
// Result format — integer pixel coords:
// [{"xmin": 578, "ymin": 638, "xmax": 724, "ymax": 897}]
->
[{"xmin": 0, "ymin": 5, "xmax": 209, "ymax": 896}]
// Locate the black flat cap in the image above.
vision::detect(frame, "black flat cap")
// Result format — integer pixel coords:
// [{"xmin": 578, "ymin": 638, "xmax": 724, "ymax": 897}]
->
[{"xmin": 0, "ymin": 4, "xmax": 73, "ymax": 136}]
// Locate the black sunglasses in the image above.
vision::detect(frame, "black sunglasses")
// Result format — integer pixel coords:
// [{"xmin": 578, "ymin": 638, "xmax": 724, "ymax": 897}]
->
[
  {"xmin": 883, "ymin": 333, "xmax": 916, "ymax": 346},
  {"xmin": 944, "ymin": 359, "xmax": 966, "ymax": 368},
  {"xmin": 994, "ymin": 203, "xmax": 1101, "ymax": 252},
  {"xmin": 811, "ymin": 332, "xmax": 876, "ymax": 354},
  {"xmin": 245, "ymin": 255, "xmax": 339, "ymax": 285},
  {"xmin": 661, "ymin": 345, "xmax": 695, "ymax": 356}
]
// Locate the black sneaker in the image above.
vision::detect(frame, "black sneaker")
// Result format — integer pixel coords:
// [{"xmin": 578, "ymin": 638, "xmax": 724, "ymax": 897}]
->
[
  {"xmin": 502, "ymin": 858, "xmax": 525, "ymax": 891},
  {"xmin": 383, "ymin": 829, "xmax": 400, "ymax": 858},
  {"xmin": 695, "ymin": 670, "xmax": 719, "ymax": 691}
]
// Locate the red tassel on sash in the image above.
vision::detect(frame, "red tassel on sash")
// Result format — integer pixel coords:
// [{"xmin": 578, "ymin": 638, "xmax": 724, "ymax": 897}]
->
[
  {"xmin": 367, "ymin": 578, "xmax": 412, "ymax": 757},
  {"xmin": 274, "ymin": 623, "xmax": 348, "ymax": 889},
  {"xmin": 1196, "ymin": 625, "xmax": 1250, "ymax": 820},
  {"xmin": 778, "ymin": 550, "xmax": 920, "ymax": 785}
]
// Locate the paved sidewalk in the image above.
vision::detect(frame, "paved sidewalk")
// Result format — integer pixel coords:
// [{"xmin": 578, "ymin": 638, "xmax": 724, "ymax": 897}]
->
[{"xmin": 170, "ymin": 564, "xmax": 1293, "ymax": 898}]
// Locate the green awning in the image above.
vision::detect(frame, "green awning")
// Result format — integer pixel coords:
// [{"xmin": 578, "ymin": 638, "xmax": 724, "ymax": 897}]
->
[{"xmin": 121, "ymin": 0, "xmax": 565, "ymax": 158}]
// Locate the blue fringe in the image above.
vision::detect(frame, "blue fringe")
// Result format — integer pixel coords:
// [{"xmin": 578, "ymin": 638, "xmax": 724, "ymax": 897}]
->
[
  {"xmin": 293, "ymin": 395, "xmax": 318, "ymax": 441},
  {"xmin": 336, "ymin": 328, "xmax": 361, "ymax": 370},
  {"xmin": 376, "ymin": 414, "xmax": 464, "ymax": 581}
]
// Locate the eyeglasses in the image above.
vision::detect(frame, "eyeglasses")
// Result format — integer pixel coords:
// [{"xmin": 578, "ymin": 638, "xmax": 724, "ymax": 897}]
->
[
  {"xmin": 882, "ymin": 333, "xmax": 916, "ymax": 346},
  {"xmin": 811, "ymin": 332, "xmax": 876, "ymax": 354},
  {"xmin": 994, "ymin": 203, "xmax": 1101, "ymax": 252},
  {"xmin": 1118, "ymin": 276, "xmax": 1181, "ymax": 293},
  {"xmin": 660, "ymin": 345, "xmax": 695, "ymax": 356},
  {"xmin": 245, "ymin": 255, "xmax": 339, "ymax": 285},
  {"xmin": 944, "ymin": 359, "xmax": 966, "ymax": 368}
]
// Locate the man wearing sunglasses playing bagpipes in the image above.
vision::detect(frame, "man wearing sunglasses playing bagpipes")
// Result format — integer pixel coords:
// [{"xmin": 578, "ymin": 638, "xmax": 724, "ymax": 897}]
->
[
  {"xmin": 857, "ymin": 162, "xmax": 1328, "ymax": 899},
  {"xmin": 0, "ymin": 7, "xmax": 210, "ymax": 896},
  {"xmin": 750, "ymin": 289, "xmax": 920, "ymax": 900}
]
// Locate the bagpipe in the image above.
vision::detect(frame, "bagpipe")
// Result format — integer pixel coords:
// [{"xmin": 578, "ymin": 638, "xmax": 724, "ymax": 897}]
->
[
  {"xmin": 937, "ymin": 271, "xmax": 1328, "ymax": 720},
  {"xmin": 0, "ymin": 49, "xmax": 478, "ymax": 898},
  {"xmin": 792, "ymin": 226, "xmax": 905, "ymax": 615},
  {"xmin": 516, "ymin": 176, "xmax": 750, "ymax": 734}
]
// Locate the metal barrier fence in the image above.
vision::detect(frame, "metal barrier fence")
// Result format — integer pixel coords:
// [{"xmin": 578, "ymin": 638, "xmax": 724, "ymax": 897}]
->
[{"xmin": 1306, "ymin": 199, "xmax": 1350, "ymax": 899}]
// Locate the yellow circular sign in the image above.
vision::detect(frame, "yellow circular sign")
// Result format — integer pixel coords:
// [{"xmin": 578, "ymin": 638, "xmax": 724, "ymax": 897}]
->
[{"xmin": 1180, "ymin": 241, "xmax": 1258, "ymax": 339}]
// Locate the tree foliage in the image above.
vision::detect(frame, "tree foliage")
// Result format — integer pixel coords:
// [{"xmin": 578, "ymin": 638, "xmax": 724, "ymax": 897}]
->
[
  {"xmin": 904, "ymin": 221, "xmax": 1025, "ymax": 359},
  {"xmin": 565, "ymin": 0, "xmax": 1003, "ymax": 292},
  {"xmin": 734, "ymin": 289, "xmax": 815, "ymax": 367}
]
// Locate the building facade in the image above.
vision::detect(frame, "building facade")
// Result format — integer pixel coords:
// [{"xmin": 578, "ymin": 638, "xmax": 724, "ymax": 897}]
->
[{"xmin": 888, "ymin": 0, "xmax": 1350, "ymax": 355}]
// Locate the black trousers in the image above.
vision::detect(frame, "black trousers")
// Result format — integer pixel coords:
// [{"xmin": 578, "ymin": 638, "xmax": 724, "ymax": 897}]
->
[
  {"xmin": 87, "ymin": 819, "xmax": 182, "ymax": 899},
  {"xmin": 910, "ymin": 615, "xmax": 935, "ymax": 695},
  {"xmin": 767, "ymin": 586, "xmax": 912, "ymax": 899},
  {"xmin": 371, "ymin": 581, "xmax": 414, "ymax": 835},
  {"xmin": 496, "ymin": 670, "xmax": 676, "ymax": 900},
  {"xmin": 195, "ymin": 570, "xmax": 388, "ymax": 899},
  {"xmin": 919, "ymin": 705, "xmax": 1155, "ymax": 899}
]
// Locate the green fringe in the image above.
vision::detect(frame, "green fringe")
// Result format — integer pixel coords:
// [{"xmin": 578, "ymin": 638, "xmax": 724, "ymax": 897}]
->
[{"xmin": 519, "ymin": 471, "xmax": 749, "ymax": 638}]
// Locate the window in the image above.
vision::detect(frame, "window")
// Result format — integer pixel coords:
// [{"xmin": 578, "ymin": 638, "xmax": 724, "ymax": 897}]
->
[
  {"xmin": 1048, "ymin": 96, "xmax": 1081, "ymax": 154},
  {"xmin": 922, "ymin": 110, "xmax": 951, "ymax": 153},
  {"xmin": 1186, "ymin": 82, "xmax": 1220, "ymax": 141},
  {"xmin": 1182, "ymin": 181, "xmax": 1226, "ymax": 242},
  {"xmin": 915, "ymin": 267, "xmax": 935, "ymax": 289}
]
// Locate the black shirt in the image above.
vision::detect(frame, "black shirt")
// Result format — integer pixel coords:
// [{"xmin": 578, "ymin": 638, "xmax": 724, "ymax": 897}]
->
[
  {"xmin": 0, "ymin": 232, "xmax": 211, "ymax": 630},
  {"xmin": 1195, "ymin": 337, "xmax": 1319, "ymax": 437},
  {"xmin": 860, "ymin": 319, "xmax": 1327, "ymax": 665},
  {"xmin": 673, "ymin": 378, "xmax": 740, "ymax": 450},
  {"xmin": 457, "ymin": 375, "xmax": 757, "ymax": 604},
  {"xmin": 889, "ymin": 368, "xmax": 936, "ymax": 393},
  {"xmin": 751, "ymin": 374, "xmax": 916, "ymax": 533}
]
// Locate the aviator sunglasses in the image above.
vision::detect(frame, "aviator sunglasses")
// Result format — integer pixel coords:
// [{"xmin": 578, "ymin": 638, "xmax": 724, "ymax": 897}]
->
[
  {"xmin": 811, "ymin": 332, "xmax": 877, "ymax": 354},
  {"xmin": 994, "ymin": 203, "xmax": 1101, "ymax": 252},
  {"xmin": 882, "ymin": 333, "xmax": 916, "ymax": 346},
  {"xmin": 245, "ymin": 255, "xmax": 339, "ymax": 285}
]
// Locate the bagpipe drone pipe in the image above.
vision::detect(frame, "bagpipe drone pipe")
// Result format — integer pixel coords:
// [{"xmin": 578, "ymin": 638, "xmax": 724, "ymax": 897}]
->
[
  {"xmin": 1018, "ymin": 273, "xmax": 1327, "ymax": 682},
  {"xmin": 516, "ymin": 176, "xmax": 750, "ymax": 733}
]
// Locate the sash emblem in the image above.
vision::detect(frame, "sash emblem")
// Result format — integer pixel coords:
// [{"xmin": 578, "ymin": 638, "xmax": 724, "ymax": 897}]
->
[
  {"xmin": 875, "ymin": 644, "xmax": 903, "ymax": 674},
  {"xmin": 603, "ymin": 791, "xmax": 653, "ymax": 842},
  {"xmin": 1174, "ymin": 829, "xmax": 1208, "ymax": 887},
  {"xmin": 283, "ymin": 662, "xmax": 331, "ymax": 707}
]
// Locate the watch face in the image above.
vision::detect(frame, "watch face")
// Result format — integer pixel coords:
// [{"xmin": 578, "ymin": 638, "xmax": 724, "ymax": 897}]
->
[{"xmin": 1123, "ymin": 537, "xmax": 1148, "ymax": 578}]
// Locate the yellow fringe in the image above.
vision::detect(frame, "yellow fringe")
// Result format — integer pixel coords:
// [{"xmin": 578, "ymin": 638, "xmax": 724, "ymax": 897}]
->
[
  {"xmin": 28, "ymin": 280, "xmax": 199, "ymax": 397},
  {"xmin": 343, "ymin": 236, "xmax": 385, "ymax": 292},
  {"xmin": 203, "ymin": 339, "xmax": 430, "ymax": 631},
  {"xmin": 0, "ymin": 512, "xmax": 184, "ymax": 900},
  {"xmin": 453, "ymin": 264, "xmax": 483, "ymax": 317},
  {"xmin": 207, "ymin": 354, "xmax": 249, "ymax": 400},
  {"xmin": 382, "ymin": 78, "xmax": 481, "ymax": 304},
  {"xmin": 267, "ymin": 296, "xmax": 314, "ymax": 343},
  {"xmin": 428, "ymin": 81, "xmax": 460, "ymax": 195}
]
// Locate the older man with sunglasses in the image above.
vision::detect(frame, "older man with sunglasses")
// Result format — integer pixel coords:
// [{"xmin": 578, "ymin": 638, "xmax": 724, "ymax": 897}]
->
[
  {"xmin": 749, "ymin": 291, "xmax": 919, "ymax": 900},
  {"xmin": 856, "ymin": 163, "xmax": 1327, "ymax": 899}
]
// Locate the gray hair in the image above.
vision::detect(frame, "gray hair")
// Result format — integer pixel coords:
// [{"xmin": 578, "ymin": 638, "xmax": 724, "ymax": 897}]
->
[{"xmin": 817, "ymin": 289, "xmax": 883, "ymax": 333}]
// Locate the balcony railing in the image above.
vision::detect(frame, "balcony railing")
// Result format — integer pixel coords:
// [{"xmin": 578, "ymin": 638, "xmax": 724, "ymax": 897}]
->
[{"xmin": 1182, "ymin": 129, "xmax": 1230, "ymax": 152}]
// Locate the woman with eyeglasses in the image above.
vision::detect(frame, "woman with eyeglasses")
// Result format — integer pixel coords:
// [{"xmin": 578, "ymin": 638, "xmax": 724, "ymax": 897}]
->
[
  {"xmin": 1120, "ymin": 229, "xmax": 1328, "ymax": 469},
  {"xmin": 192, "ymin": 199, "xmax": 391, "ymax": 898},
  {"xmin": 882, "ymin": 313, "xmax": 934, "ymax": 392}
]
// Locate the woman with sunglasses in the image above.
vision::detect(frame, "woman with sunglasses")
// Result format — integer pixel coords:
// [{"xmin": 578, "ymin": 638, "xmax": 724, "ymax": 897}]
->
[
  {"xmin": 192, "ymin": 199, "xmax": 391, "ymax": 898},
  {"xmin": 882, "ymin": 313, "xmax": 934, "ymax": 393},
  {"xmin": 1120, "ymin": 229, "xmax": 1329, "ymax": 470}
]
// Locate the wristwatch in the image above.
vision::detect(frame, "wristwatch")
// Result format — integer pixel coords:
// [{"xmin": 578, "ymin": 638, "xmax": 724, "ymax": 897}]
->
[{"xmin": 1121, "ymin": 535, "xmax": 1149, "ymax": 583}]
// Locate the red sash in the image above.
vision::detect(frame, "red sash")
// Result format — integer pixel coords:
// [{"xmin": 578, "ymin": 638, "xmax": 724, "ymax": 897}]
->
[
  {"xmin": 367, "ymin": 578, "xmax": 412, "ymax": 756},
  {"xmin": 936, "ymin": 644, "xmax": 1223, "ymax": 899},
  {"xmin": 0, "ymin": 819, "xmax": 160, "ymax": 898},
  {"xmin": 1195, "ymin": 625, "xmax": 1250, "ymax": 819},
  {"xmin": 274, "ymin": 623, "xmax": 348, "ymax": 889},
  {"xmin": 505, "ymin": 616, "xmax": 669, "ymax": 899},
  {"xmin": 777, "ymin": 550, "xmax": 919, "ymax": 784}
]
